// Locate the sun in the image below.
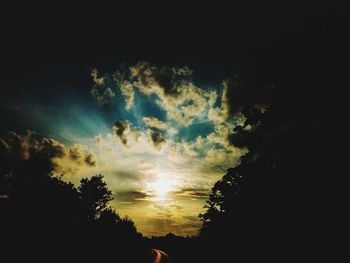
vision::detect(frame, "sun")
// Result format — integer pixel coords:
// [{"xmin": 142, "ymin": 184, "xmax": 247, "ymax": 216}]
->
[{"xmin": 147, "ymin": 177, "xmax": 176, "ymax": 198}]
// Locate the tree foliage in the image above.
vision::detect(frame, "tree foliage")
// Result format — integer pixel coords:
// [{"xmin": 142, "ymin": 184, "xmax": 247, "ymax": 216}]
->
[
  {"xmin": 199, "ymin": 84, "xmax": 329, "ymax": 257},
  {"xmin": 0, "ymin": 144, "xmax": 142, "ymax": 260},
  {"xmin": 78, "ymin": 174, "xmax": 112, "ymax": 221}
]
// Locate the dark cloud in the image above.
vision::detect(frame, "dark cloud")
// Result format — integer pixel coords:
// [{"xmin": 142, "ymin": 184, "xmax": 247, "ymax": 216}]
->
[
  {"xmin": 223, "ymin": 77, "xmax": 251, "ymax": 117},
  {"xmin": 153, "ymin": 66, "xmax": 188, "ymax": 96},
  {"xmin": 39, "ymin": 138, "xmax": 65, "ymax": 158},
  {"xmin": 0, "ymin": 131, "xmax": 97, "ymax": 175},
  {"xmin": 0, "ymin": 138, "xmax": 10, "ymax": 153},
  {"xmin": 112, "ymin": 120, "xmax": 129, "ymax": 145},
  {"xmin": 67, "ymin": 145, "xmax": 97, "ymax": 167},
  {"xmin": 114, "ymin": 190, "xmax": 152, "ymax": 202},
  {"xmin": 84, "ymin": 153, "xmax": 96, "ymax": 166},
  {"xmin": 0, "ymin": 131, "xmax": 65, "ymax": 162},
  {"xmin": 148, "ymin": 130, "xmax": 166, "ymax": 150},
  {"xmin": 90, "ymin": 86, "xmax": 115, "ymax": 109},
  {"xmin": 98, "ymin": 62, "xmax": 216, "ymax": 126},
  {"xmin": 69, "ymin": 145, "xmax": 83, "ymax": 161},
  {"xmin": 0, "ymin": 131, "xmax": 32, "ymax": 161},
  {"xmin": 0, "ymin": 131, "xmax": 65, "ymax": 175},
  {"xmin": 90, "ymin": 68, "xmax": 115, "ymax": 109},
  {"xmin": 131, "ymin": 61, "xmax": 192, "ymax": 96},
  {"xmin": 173, "ymin": 187, "xmax": 209, "ymax": 199}
]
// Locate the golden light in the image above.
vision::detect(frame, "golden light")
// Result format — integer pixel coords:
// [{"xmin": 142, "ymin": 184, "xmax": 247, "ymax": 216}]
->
[{"xmin": 147, "ymin": 177, "xmax": 176, "ymax": 199}]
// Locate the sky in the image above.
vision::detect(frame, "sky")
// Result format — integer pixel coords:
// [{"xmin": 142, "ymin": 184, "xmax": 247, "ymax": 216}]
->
[
  {"xmin": 1, "ymin": 3, "xmax": 346, "ymax": 236},
  {"xmin": 1, "ymin": 60, "xmax": 249, "ymax": 236},
  {"xmin": 83, "ymin": 62, "xmax": 247, "ymax": 236}
]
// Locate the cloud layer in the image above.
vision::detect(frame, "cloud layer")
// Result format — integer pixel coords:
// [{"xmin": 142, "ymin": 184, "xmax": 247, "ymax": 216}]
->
[
  {"xmin": 0, "ymin": 131, "xmax": 97, "ymax": 178},
  {"xmin": 86, "ymin": 62, "xmax": 252, "ymax": 235},
  {"xmin": 0, "ymin": 62, "xmax": 252, "ymax": 236}
]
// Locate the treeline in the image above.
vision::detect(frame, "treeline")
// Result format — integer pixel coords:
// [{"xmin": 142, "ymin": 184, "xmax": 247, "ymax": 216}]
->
[{"xmin": 0, "ymin": 140, "xmax": 145, "ymax": 261}]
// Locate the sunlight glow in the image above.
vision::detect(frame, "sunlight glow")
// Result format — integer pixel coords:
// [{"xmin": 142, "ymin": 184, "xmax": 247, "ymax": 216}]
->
[{"xmin": 147, "ymin": 177, "xmax": 176, "ymax": 198}]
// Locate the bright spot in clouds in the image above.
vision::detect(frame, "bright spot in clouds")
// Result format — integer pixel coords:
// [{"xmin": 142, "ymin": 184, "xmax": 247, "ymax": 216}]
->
[{"xmin": 146, "ymin": 176, "xmax": 178, "ymax": 199}]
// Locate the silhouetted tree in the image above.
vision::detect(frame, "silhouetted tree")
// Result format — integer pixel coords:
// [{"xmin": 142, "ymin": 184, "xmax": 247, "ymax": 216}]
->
[
  {"xmin": 98, "ymin": 207, "xmax": 121, "ymax": 226},
  {"xmin": 199, "ymin": 79, "xmax": 330, "ymax": 260},
  {"xmin": 0, "ymin": 134, "xmax": 146, "ymax": 261},
  {"xmin": 117, "ymin": 215, "xmax": 139, "ymax": 236},
  {"xmin": 78, "ymin": 174, "xmax": 113, "ymax": 221}
]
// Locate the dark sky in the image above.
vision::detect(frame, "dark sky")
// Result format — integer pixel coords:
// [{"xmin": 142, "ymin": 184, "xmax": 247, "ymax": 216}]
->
[{"xmin": 1, "ymin": 2, "xmax": 348, "ymax": 132}]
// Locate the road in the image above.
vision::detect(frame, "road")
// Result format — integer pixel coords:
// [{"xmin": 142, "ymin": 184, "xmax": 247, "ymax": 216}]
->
[{"xmin": 152, "ymin": 249, "xmax": 170, "ymax": 263}]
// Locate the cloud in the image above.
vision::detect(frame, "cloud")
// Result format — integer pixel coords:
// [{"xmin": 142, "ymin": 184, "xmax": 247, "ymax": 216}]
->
[
  {"xmin": 0, "ymin": 138, "xmax": 10, "ymax": 153},
  {"xmin": 200, "ymin": 147, "xmax": 247, "ymax": 174},
  {"xmin": 95, "ymin": 135, "xmax": 103, "ymax": 144},
  {"xmin": 147, "ymin": 129, "xmax": 166, "ymax": 150},
  {"xmin": 92, "ymin": 62, "xmax": 262, "ymax": 127},
  {"xmin": 85, "ymin": 130, "xmax": 247, "ymax": 236},
  {"xmin": 112, "ymin": 120, "xmax": 129, "ymax": 145},
  {"xmin": 90, "ymin": 68, "xmax": 115, "ymax": 109},
  {"xmin": 0, "ymin": 131, "xmax": 97, "ymax": 177},
  {"xmin": 120, "ymin": 82, "xmax": 134, "ymax": 110},
  {"xmin": 143, "ymin": 117, "xmax": 178, "ymax": 136},
  {"xmin": 114, "ymin": 70, "xmax": 134, "ymax": 110},
  {"xmin": 156, "ymin": 82, "xmax": 217, "ymax": 126},
  {"xmin": 207, "ymin": 123, "xmax": 235, "ymax": 147},
  {"xmin": 84, "ymin": 153, "xmax": 97, "ymax": 166},
  {"xmin": 143, "ymin": 116, "xmax": 167, "ymax": 130},
  {"xmin": 91, "ymin": 68, "xmax": 105, "ymax": 85},
  {"xmin": 0, "ymin": 131, "xmax": 65, "ymax": 164},
  {"xmin": 39, "ymin": 138, "xmax": 66, "ymax": 158},
  {"xmin": 172, "ymin": 187, "xmax": 209, "ymax": 199},
  {"xmin": 129, "ymin": 61, "xmax": 190, "ymax": 96},
  {"xmin": 183, "ymin": 215, "xmax": 198, "ymax": 221},
  {"xmin": 109, "ymin": 62, "xmax": 218, "ymax": 126},
  {"xmin": 208, "ymin": 106, "xmax": 228, "ymax": 124},
  {"xmin": 67, "ymin": 144, "xmax": 97, "ymax": 167},
  {"xmin": 85, "ymin": 63, "xmax": 257, "ymax": 236},
  {"xmin": 51, "ymin": 146, "xmax": 98, "ymax": 178},
  {"xmin": 90, "ymin": 85, "xmax": 115, "ymax": 109},
  {"xmin": 69, "ymin": 144, "xmax": 84, "ymax": 161},
  {"xmin": 115, "ymin": 190, "xmax": 152, "ymax": 202},
  {"xmin": 207, "ymin": 80, "xmax": 231, "ymax": 124},
  {"xmin": 168, "ymin": 127, "xmax": 178, "ymax": 136},
  {"xmin": 182, "ymin": 141, "xmax": 198, "ymax": 157}
]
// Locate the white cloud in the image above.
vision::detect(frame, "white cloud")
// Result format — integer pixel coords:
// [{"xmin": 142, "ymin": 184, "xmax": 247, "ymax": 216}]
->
[
  {"xmin": 143, "ymin": 116, "xmax": 178, "ymax": 136},
  {"xmin": 208, "ymin": 80, "xmax": 230, "ymax": 123},
  {"xmin": 113, "ymin": 62, "xmax": 218, "ymax": 126},
  {"xmin": 120, "ymin": 82, "xmax": 134, "ymax": 110},
  {"xmin": 143, "ymin": 116, "xmax": 167, "ymax": 130},
  {"xmin": 91, "ymin": 68, "xmax": 105, "ymax": 85}
]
